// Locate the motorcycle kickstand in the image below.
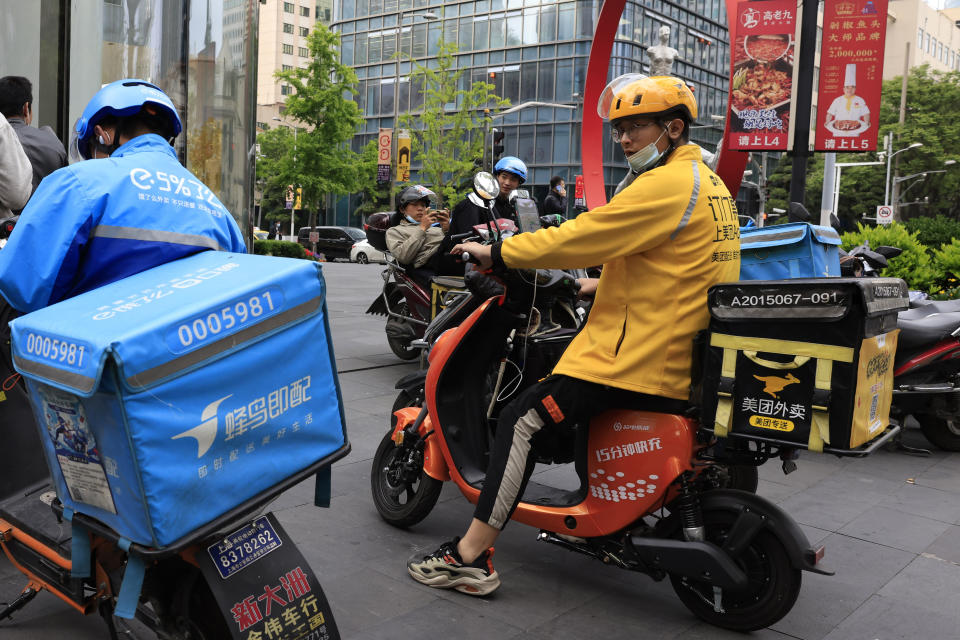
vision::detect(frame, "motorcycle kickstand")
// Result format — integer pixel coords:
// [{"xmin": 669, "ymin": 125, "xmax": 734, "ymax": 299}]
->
[{"xmin": 0, "ymin": 585, "xmax": 40, "ymax": 621}]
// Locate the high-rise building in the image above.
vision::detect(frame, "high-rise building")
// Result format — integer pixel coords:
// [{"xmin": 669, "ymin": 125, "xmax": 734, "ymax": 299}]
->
[
  {"xmin": 329, "ymin": 1, "xmax": 732, "ymax": 225},
  {"xmin": 257, "ymin": 0, "xmax": 335, "ymax": 131},
  {"xmin": 883, "ymin": 0, "xmax": 960, "ymax": 78}
]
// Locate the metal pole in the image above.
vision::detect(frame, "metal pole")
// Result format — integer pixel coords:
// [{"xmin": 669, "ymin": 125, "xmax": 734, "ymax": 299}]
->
[
  {"xmin": 884, "ymin": 132, "xmax": 891, "ymax": 206},
  {"xmin": 820, "ymin": 152, "xmax": 835, "ymax": 226},
  {"xmin": 788, "ymin": 0, "xmax": 819, "ymax": 205},
  {"xmin": 758, "ymin": 152, "xmax": 767, "ymax": 227},
  {"xmin": 893, "ymin": 41, "xmax": 911, "ymax": 222},
  {"xmin": 390, "ymin": 10, "xmax": 404, "ymax": 212},
  {"xmin": 834, "ymin": 164, "xmax": 842, "ymax": 219}
]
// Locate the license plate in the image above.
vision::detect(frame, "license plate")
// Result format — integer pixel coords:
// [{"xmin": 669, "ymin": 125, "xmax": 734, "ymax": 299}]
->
[{"xmin": 207, "ymin": 515, "xmax": 283, "ymax": 579}]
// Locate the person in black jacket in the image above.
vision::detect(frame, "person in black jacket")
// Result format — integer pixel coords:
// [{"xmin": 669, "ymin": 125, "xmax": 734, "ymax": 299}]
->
[
  {"xmin": 447, "ymin": 156, "xmax": 528, "ymax": 238},
  {"xmin": 542, "ymin": 175, "xmax": 567, "ymax": 217},
  {"xmin": 0, "ymin": 76, "xmax": 67, "ymax": 202}
]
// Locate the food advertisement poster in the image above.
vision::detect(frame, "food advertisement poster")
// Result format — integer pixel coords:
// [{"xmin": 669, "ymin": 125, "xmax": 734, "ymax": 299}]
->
[
  {"xmin": 727, "ymin": 0, "xmax": 797, "ymax": 151},
  {"xmin": 814, "ymin": 0, "xmax": 888, "ymax": 151}
]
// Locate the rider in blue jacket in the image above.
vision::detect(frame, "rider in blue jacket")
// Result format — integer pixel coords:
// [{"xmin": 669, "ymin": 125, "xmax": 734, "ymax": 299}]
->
[{"xmin": 0, "ymin": 79, "xmax": 246, "ymax": 313}]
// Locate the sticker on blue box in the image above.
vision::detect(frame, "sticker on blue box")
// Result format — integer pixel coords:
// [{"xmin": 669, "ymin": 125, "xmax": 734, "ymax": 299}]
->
[{"xmin": 38, "ymin": 384, "xmax": 116, "ymax": 514}]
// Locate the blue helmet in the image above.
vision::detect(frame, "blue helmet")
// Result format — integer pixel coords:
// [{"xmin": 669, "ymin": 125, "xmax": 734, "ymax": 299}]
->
[
  {"xmin": 71, "ymin": 79, "xmax": 182, "ymax": 160},
  {"xmin": 494, "ymin": 156, "xmax": 527, "ymax": 184}
]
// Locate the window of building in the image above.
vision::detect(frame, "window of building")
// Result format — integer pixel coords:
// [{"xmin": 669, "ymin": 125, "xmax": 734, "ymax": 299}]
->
[
  {"xmin": 282, "ymin": 64, "xmax": 293, "ymax": 71},
  {"xmin": 299, "ymin": 27, "xmax": 309, "ymax": 37},
  {"xmin": 281, "ymin": 85, "xmax": 293, "ymax": 95},
  {"xmin": 256, "ymin": 121, "xmax": 267, "ymax": 130},
  {"xmin": 283, "ymin": 23, "xmax": 294, "ymax": 34},
  {"xmin": 284, "ymin": 2, "xmax": 294, "ymax": 13},
  {"xmin": 918, "ymin": 28, "xmax": 924, "ymax": 50},
  {"xmin": 299, "ymin": 46, "xmax": 309, "ymax": 57},
  {"xmin": 301, "ymin": 6, "xmax": 310, "ymax": 17},
  {"xmin": 283, "ymin": 43, "xmax": 294, "ymax": 54}
]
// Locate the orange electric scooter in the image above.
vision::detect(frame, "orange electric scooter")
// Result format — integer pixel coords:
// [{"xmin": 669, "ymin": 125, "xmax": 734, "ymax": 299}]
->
[{"xmin": 371, "ymin": 264, "xmax": 830, "ymax": 632}]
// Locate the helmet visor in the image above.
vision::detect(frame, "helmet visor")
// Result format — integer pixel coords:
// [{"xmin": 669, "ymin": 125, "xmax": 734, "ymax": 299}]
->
[
  {"xmin": 67, "ymin": 119, "xmax": 88, "ymax": 164},
  {"xmin": 597, "ymin": 73, "xmax": 649, "ymax": 121}
]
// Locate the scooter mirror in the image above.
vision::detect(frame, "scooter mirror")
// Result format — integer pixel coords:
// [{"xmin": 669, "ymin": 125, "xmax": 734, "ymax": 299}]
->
[{"xmin": 473, "ymin": 172, "xmax": 499, "ymax": 201}]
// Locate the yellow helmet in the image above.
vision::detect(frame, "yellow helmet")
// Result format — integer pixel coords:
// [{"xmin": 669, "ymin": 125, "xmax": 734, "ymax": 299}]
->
[{"xmin": 598, "ymin": 73, "xmax": 698, "ymax": 123}]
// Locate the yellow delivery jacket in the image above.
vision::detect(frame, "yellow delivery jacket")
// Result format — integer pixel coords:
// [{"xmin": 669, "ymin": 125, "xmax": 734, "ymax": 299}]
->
[{"xmin": 499, "ymin": 144, "xmax": 741, "ymax": 399}]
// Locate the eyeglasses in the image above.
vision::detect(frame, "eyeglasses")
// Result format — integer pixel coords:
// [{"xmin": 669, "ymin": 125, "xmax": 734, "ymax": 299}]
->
[{"xmin": 611, "ymin": 120, "xmax": 657, "ymax": 142}]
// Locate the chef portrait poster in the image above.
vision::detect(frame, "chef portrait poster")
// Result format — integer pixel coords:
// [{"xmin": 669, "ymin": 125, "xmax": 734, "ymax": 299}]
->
[{"xmin": 815, "ymin": 0, "xmax": 889, "ymax": 151}]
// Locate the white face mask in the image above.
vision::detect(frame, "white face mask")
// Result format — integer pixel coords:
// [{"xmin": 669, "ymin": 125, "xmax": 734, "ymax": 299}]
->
[{"xmin": 626, "ymin": 128, "xmax": 668, "ymax": 174}]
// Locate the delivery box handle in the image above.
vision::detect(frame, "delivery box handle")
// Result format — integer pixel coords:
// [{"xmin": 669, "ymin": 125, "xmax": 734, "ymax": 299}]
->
[{"xmin": 743, "ymin": 351, "xmax": 811, "ymax": 370}]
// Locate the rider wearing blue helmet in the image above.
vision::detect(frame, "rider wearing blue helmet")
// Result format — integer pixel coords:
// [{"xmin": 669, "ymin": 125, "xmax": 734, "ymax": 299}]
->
[
  {"xmin": 0, "ymin": 79, "xmax": 246, "ymax": 313},
  {"xmin": 447, "ymin": 155, "xmax": 530, "ymax": 238}
]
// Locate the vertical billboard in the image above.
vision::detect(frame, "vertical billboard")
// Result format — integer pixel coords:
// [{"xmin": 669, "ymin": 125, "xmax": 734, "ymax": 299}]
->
[
  {"xmin": 726, "ymin": 0, "xmax": 798, "ymax": 151},
  {"xmin": 396, "ymin": 129, "xmax": 411, "ymax": 182},
  {"xmin": 377, "ymin": 128, "xmax": 393, "ymax": 184},
  {"xmin": 814, "ymin": 0, "xmax": 889, "ymax": 151}
]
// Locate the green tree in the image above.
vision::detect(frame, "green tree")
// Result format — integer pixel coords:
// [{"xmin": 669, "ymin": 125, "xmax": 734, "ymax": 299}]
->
[
  {"xmin": 398, "ymin": 41, "xmax": 510, "ymax": 206},
  {"xmin": 256, "ymin": 24, "xmax": 369, "ymax": 236},
  {"xmin": 835, "ymin": 65, "xmax": 960, "ymax": 222}
]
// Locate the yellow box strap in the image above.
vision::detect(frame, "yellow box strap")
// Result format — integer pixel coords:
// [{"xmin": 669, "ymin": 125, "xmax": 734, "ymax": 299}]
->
[
  {"xmin": 714, "ymin": 346, "xmax": 738, "ymax": 437},
  {"xmin": 808, "ymin": 358, "xmax": 834, "ymax": 453},
  {"xmin": 710, "ymin": 333, "xmax": 854, "ymax": 364}
]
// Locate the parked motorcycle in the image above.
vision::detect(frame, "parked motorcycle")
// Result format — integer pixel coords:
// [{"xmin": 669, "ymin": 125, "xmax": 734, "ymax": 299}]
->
[
  {"xmin": 365, "ymin": 173, "xmax": 515, "ymax": 360},
  {"xmin": 370, "ymin": 261, "xmax": 828, "ymax": 632},
  {"xmin": 840, "ymin": 240, "xmax": 960, "ymax": 450}
]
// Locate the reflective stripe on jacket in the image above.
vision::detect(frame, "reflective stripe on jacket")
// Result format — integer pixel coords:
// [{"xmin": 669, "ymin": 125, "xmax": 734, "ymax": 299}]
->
[
  {"xmin": 0, "ymin": 134, "xmax": 246, "ymax": 312},
  {"xmin": 499, "ymin": 144, "xmax": 741, "ymax": 399}
]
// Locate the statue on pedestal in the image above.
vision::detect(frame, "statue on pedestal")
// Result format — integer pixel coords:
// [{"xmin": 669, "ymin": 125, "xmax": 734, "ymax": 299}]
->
[{"xmin": 647, "ymin": 26, "xmax": 678, "ymax": 76}]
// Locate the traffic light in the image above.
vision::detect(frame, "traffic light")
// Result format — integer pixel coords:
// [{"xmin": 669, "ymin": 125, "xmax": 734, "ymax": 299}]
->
[{"xmin": 492, "ymin": 129, "xmax": 505, "ymax": 162}]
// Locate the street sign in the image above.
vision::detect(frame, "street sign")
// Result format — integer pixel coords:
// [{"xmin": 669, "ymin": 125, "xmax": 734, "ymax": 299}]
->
[{"xmin": 876, "ymin": 205, "xmax": 893, "ymax": 225}]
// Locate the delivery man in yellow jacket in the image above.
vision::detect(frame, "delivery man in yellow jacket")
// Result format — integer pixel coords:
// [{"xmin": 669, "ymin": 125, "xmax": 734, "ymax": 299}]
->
[{"xmin": 407, "ymin": 74, "xmax": 742, "ymax": 596}]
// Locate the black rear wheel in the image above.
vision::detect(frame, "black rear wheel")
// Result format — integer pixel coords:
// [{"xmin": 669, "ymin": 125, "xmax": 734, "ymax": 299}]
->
[
  {"xmin": 916, "ymin": 413, "xmax": 960, "ymax": 451},
  {"xmin": 715, "ymin": 464, "xmax": 759, "ymax": 493},
  {"xmin": 371, "ymin": 429, "xmax": 442, "ymax": 528},
  {"xmin": 356, "ymin": 252, "xmax": 369, "ymax": 264},
  {"xmin": 670, "ymin": 508, "xmax": 802, "ymax": 632},
  {"xmin": 386, "ymin": 302, "xmax": 419, "ymax": 361}
]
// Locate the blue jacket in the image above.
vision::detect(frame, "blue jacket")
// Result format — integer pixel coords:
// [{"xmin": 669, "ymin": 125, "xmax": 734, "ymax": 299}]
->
[{"xmin": 0, "ymin": 134, "xmax": 246, "ymax": 312}]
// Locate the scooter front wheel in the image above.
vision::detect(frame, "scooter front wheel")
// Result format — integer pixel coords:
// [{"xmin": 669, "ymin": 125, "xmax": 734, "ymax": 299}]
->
[
  {"xmin": 670, "ymin": 508, "xmax": 801, "ymax": 632},
  {"xmin": 371, "ymin": 430, "xmax": 442, "ymax": 528},
  {"xmin": 915, "ymin": 413, "xmax": 960, "ymax": 451}
]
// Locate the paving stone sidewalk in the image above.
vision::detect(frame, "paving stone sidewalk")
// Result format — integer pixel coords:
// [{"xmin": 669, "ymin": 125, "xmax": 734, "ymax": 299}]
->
[{"xmin": 2, "ymin": 261, "xmax": 958, "ymax": 639}]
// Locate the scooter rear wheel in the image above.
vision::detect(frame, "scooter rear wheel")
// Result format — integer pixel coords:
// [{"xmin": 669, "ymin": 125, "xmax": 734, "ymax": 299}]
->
[
  {"xmin": 371, "ymin": 429, "xmax": 442, "ymax": 528},
  {"xmin": 387, "ymin": 302, "xmax": 420, "ymax": 361},
  {"xmin": 670, "ymin": 508, "xmax": 801, "ymax": 632},
  {"xmin": 916, "ymin": 413, "xmax": 960, "ymax": 451}
]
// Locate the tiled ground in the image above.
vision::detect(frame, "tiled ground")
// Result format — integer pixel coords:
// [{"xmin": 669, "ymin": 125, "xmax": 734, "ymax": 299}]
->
[{"xmin": 2, "ymin": 261, "xmax": 958, "ymax": 639}]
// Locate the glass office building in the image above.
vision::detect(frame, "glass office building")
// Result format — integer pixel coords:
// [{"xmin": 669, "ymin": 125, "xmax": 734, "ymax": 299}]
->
[
  {"xmin": 0, "ymin": 0, "xmax": 259, "ymax": 235},
  {"xmin": 330, "ymin": 0, "xmax": 731, "ymax": 222}
]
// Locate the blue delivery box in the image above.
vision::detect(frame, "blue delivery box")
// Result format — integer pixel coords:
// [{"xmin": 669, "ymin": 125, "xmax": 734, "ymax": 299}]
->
[
  {"xmin": 9, "ymin": 252, "xmax": 347, "ymax": 548},
  {"xmin": 739, "ymin": 222, "xmax": 842, "ymax": 280}
]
